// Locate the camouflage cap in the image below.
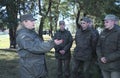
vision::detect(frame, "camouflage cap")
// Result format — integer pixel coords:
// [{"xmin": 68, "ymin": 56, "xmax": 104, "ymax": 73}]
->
[
  {"xmin": 20, "ymin": 14, "xmax": 36, "ymax": 22},
  {"xmin": 59, "ymin": 20, "xmax": 65, "ymax": 25},
  {"xmin": 104, "ymin": 14, "xmax": 116, "ymax": 21}
]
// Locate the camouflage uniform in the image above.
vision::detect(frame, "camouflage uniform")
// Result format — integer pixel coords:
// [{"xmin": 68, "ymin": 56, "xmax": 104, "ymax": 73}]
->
[
  {"xmin": 53, "ymin": 29, "xmax": 73, "ymax": 78},
  {"xmin": 16, "ymin": 27, "xmax": 55, "ymax": 78},
  {"xmin": 72, "ymin": 27, "xmax": 97, "ymax": 78}
]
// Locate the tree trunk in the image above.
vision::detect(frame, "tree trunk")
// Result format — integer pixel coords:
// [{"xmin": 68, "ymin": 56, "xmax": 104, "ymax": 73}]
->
[
  {"xmin": 6, "ymin": 0, "xmax": 18, "ymax": 48},
  {"xmin": 38, "ymin": 17, "xmax": 44, "ymax": 40},
  {"xmin": 9, "ymin": 26, "xmax": 17, "ymax": 48},
  {"xmin": 50, "ymin": 18, "xmax": 53, "ymax": 37},
  {"xmin": 76, "ymin": 9, "xmax": 81, "ymax": 29}
]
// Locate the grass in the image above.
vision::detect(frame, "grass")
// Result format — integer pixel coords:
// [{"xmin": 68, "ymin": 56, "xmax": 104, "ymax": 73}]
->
[
  {"xmin": 0, "ymin": 35, "xmax": 10, "ymax": 49},
  {"xmin": 0, "ymin": 49, "xmax": 58, "ymax": 78},
  {"xmin": 0, "ymin": 50, "xmax": 19, "ymax": 78},
  {"xmin": 0, "ymin": 50, "xmax": 101, "ymax": 78},
  {"xmin": 0, "ymin": 49, "xmax": 55, "ymax": 78}
]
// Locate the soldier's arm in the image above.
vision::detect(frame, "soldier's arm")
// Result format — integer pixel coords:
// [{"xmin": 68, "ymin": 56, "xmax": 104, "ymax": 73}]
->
[{"xmin": 17, "ymin": 33, "xmax": 55, "ymax": 54}]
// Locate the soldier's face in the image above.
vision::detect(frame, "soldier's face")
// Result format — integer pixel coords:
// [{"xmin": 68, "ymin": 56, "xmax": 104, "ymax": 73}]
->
[
  {"xmin": 59, "ymin": 23, "xmax": 65, "ymax": 31},
  {"xmin": 23, "ymin": 20, "xmax": 35, "ymax": 29},
  {"xmin": 80, "ymin": 21, "xmax": 89, "ymax": 30},
  {"xmin": 104, "ymin": 20, "xmax": 115, "ymax": 30}
]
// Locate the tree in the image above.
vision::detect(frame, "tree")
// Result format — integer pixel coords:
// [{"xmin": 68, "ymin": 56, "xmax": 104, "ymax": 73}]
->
[
  {"xmin": 38, "ymin": 0, "xmax": 72, "ymax": 39},
  {"xmin": 70, "ymin": 0, "xmax": 120, "ymax": 28},
  {"xmin": 4, "ymin": 0, "xmax": 18, "ymax": 48},
  {"xmin": 0, "ymin": 0, "xmax": 37, "ymax": 48},
  {"xmin": 0, "ymin": 0, "xmax": 120, "ymax": 49},
  {"xmin": 105, "ymin": 0, "xmax": 120, "ymax": 17}
]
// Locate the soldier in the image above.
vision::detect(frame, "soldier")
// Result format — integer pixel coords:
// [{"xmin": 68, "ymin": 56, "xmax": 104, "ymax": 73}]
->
[
  {"xmin": 72, "ymin": 17, "xmax": 98, "ymax": 78},
  {"xmin": 53, "ymin": 20, "xmax": 73, "ymax": 78},
  {"xmin": 16, "ymin": 14, "xmax": 63, "ymax": 78},
  {"xmin": 96, "ymin": 14, "xmax": 120, "ymax": 78}
]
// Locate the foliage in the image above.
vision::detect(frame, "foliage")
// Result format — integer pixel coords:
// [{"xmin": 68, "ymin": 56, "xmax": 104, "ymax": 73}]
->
[
  {"xmin": 69, "ymin": 0, "xmax": 120, "ymax": 28},
  {"xmin": 105, "ymin": 0, "xmax": 120, "ymax": 17},
  {"xmin": 0, "ymin": 0, "xmax": 120, "ymax": 45},
  {"xmin": 0, "ymin": 0, "xmax": 120, "ymax": 28}
]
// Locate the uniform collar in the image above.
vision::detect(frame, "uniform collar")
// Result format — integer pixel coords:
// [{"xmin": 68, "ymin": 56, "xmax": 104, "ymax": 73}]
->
[
  {"xmin": 59, "ymin": 29, "xmax": 66, "ymax": 32},
  {"xmin": 104, "ymin": 25, "xmax": 119, "ymax": 32},
  {"xmin": 80, "ymin": 27, "xmax": 91, "ymax": 32}
]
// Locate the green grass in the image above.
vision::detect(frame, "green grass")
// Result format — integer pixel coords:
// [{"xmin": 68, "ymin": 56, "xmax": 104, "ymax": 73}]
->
[
  {"xmin": 0, "ymin": 35, "xmax": 10, "ymax": 49},
  {"xmin": 0, "ymin": 50, "xmax": 58, "ymax": 78},
  {"xmin": 0, "ymin": 50, "xmax": 19, "ymax": 78}
]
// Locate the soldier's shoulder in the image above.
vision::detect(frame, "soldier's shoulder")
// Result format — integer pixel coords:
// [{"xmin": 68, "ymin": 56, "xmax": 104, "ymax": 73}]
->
[{"xmin": 18, "ymin": 29, "xmax": 31, "ymax": 38}]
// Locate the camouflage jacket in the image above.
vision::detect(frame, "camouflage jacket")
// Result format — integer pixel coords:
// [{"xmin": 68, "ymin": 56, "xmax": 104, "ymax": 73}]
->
[
  {"xmin": 53, "ymin": 29, "xmax": 73, "ymax": 59},
  {"xmin": 74, "ymin": 27, "xmax": 98, "ymax": 61},
  {"xmin": 16, "ymin": 27, "xmax": 55, "ymax": 78},
  {"xmin": 97, "ymin": 25, "xmax": 120, "ymax": 72}
]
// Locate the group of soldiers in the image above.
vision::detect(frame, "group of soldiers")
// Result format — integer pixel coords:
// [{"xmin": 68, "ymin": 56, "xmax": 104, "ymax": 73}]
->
[
  {"xmin": 54, "ymin": 14, "xmax": 120, "ymax": 78},
  {"xmin": 16, "ymin": 14, "xmax": 120, "ymax": 78}
]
